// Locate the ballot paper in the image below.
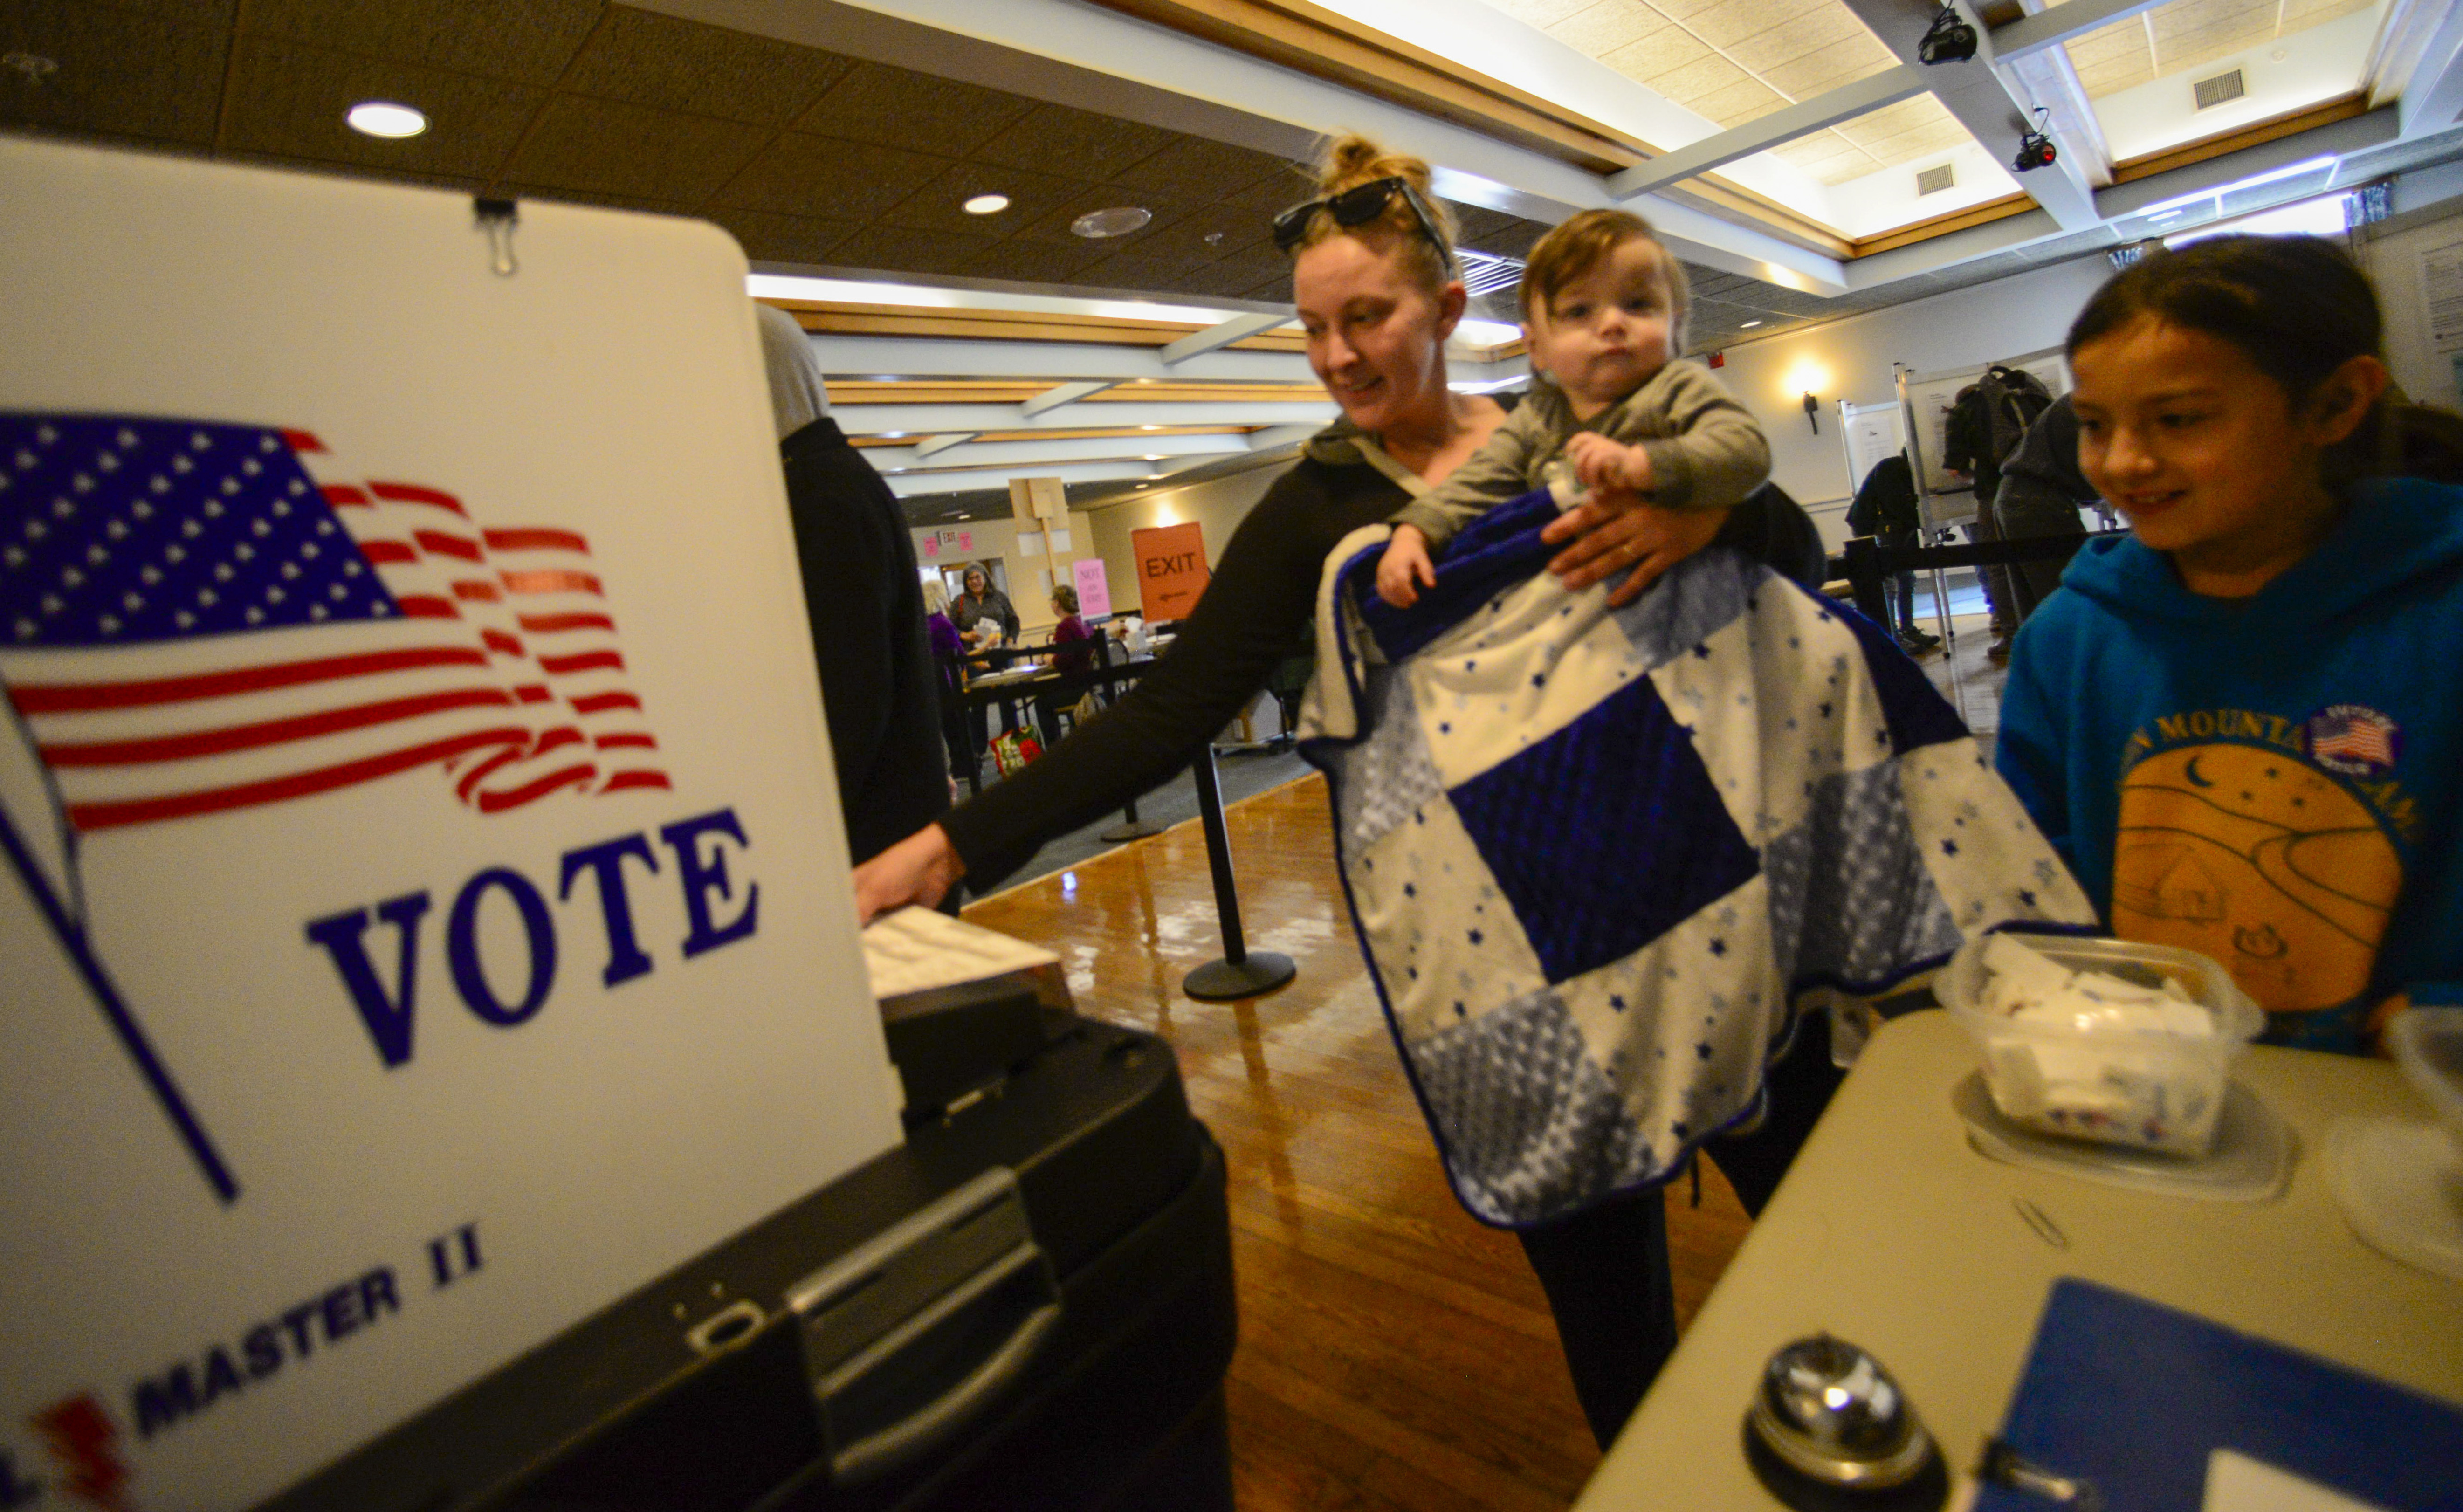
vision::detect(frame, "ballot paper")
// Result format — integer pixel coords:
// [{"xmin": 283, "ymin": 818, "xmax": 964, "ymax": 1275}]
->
[
  {"xmin": 863, "ymin": 906, "xmax": 1060, "ymax": 998},
  {"xmin": 2206, "ymin": 1451, "xmax": 2393, "ymax": 1512}
]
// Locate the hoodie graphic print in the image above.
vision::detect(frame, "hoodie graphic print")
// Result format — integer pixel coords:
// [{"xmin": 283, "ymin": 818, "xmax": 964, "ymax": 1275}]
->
[{"xmin": 1996, "ymin": 477, "xmax": 2463, "ymax": 1050}]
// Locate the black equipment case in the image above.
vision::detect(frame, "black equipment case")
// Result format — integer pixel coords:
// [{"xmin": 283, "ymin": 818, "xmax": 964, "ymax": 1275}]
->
[{"xmin": 260, "ymin": 983, "xmax": 1236, "ymax": 1512}]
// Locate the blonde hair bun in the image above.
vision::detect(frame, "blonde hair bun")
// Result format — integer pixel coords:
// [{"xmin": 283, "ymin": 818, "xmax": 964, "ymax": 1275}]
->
[{"xmin": 1295, "ymin": 134, "xmax": 1459, "ymax": 294}]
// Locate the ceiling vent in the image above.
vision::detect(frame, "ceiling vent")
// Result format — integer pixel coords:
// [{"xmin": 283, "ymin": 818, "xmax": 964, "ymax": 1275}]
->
[
  {"xmin": 1916, "ymin": 163, "xmax": 1956, "ymax": 197},
  {"xmin": 2193, "ymin": 69, "xmax": 2244, "ymax": 110},
  {"xmin": 1457, "ymin": 247, "xmax": 1525, "ymax": 299}
]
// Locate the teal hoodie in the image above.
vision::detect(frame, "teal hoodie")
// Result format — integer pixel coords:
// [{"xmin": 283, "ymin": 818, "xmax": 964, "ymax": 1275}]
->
[{"xmin": 1996, "ymin": 476, "xmax": 2463, "ymax": 1052}]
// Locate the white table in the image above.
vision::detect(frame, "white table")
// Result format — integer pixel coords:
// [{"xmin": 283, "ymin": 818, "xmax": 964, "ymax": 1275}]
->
[{"xmin": 1574, "ymin": 1011, "xmax": 2463, "ymax": 1509}]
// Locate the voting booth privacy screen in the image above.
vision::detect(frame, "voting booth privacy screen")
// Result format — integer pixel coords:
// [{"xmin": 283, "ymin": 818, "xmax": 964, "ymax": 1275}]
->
[{"xmin": 0, "ymin": 138, "xmax": 902, "ymax": 1507}]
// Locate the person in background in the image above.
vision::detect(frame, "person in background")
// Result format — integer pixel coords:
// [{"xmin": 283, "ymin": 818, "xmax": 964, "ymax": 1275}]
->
[
  {"xmin": 753, "ymin": 303, "xmax": 950, "ymax": 867},
  {"xmin": 950, "ymin": 564, "xmax": 1018, "ymax": 649},
  {"xmin": 922, "ymin": 578, "xmax": 975, "ymax": 788},
  {"xmin": 1033, "ymin": 583, "xmax": 1094, "ymax": 745},
  {"xmin": 1990, "ymin": 394, "xmax": 2097, "ymax": 623},
  {"xmin": 1845, "ymin": 449, "xmax": 1940, "ymax": 653},
  {"xmin": 857, "ymin": 131, "xmax": 1835, "ymax": 1454},
  {"xmin": 1997, "ymin": 235, "xmax": 2463, "ymax": 1052}
]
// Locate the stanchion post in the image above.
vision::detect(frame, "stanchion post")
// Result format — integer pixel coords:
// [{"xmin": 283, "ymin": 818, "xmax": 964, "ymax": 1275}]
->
[
  {"xmin": 1182, "ymin": 744, "xmax": 1296, "ymax": 1002},
  {"xmin": 1099, "ymin": 796, "xmax": 1164, "ymax": 843}
]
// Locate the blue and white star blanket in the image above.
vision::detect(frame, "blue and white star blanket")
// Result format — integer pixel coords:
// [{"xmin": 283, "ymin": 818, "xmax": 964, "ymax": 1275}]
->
[{"xmin": 1296, "ymin": 488, "xmax": 2093, "ymax": 1228}]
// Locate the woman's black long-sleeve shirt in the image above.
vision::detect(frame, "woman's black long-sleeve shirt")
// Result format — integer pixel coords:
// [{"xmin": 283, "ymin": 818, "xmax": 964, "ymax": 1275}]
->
[{"xmin": 939, "ymin": 431, "xmax": 1405, "ymax": 887}]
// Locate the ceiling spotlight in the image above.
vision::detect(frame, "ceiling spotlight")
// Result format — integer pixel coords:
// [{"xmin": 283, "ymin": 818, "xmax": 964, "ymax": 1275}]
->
[
  {"xmin": 1918, "ymin": 2, "xmax": 1976, "ymax": 64},
  {"xmin": 2011, "ymin": 108, "xmax": 2057, "ymax": 173},
  {"xmin": 347, "ymin": 101, "xmax": 428, "ymax": 138},
  {"xmin": 1741, "ymin": 319, "xmax": 1764, "ymax": 328},
  {"xmin": 1072, "ymin": 206, "xmax": 1152, "ymax": 239},
  {"xmin": 963, "ymin": 193, "xmax": 1010, "ymax": 215}
]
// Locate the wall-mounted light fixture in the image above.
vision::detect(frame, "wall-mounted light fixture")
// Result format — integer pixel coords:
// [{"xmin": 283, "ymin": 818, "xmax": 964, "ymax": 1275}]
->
[{"xmin": 1802, "ymin": 393, "xmax": 1821, "ymax": 434}]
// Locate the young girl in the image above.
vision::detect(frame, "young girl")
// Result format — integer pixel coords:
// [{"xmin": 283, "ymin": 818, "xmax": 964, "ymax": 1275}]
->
[{"xmin": 1996, "ymin": 235, "xmax": 2463, "ymax": 1051}]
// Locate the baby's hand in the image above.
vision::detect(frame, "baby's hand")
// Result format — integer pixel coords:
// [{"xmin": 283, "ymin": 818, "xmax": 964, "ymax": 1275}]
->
[
  {"xmin": 1377, "ymin": 526, "xmax": 1437, "ymax": 607},
  {"xmin": 1565, "ymin": 433, "xmax": 1654, "ymax": 495}
]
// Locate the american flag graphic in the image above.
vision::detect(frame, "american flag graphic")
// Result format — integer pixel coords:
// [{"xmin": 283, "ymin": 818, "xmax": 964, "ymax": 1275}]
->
[
  {"xmin": 0, "ymin": 413, "xmax": 667, "ymax": 833},
  {"xmin": 2308, "ymin": 706, "xmax": 2399, "ymax": 772},
  {"xmin": 0, "ymin": 412, "xmax": 674, "ymax": 1205}
]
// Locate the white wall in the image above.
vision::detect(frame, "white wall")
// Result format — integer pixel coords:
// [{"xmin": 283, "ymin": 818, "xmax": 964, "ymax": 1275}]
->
[
  {"xmin": 1084, "ymin": 461, "xmax": 1294, "ymax": 616},
  {"xmin": 1713, "ymin": 255, "xmax": 2117, "ymax": 512},
  {"xmin": 910, "ymin": 507, "xmax": 1097, "ymax": 633},
  {"xmin": 2360, "ymin": 206, "xmax": 2463, "ymax": 415}
]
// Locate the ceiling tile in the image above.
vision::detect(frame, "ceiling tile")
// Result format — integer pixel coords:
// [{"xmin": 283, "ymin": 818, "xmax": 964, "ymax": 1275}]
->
[
  {"xmin": 1038, "ymin": 248, "xmax": 1203, "ymax": 294},
  {"xmin": 955, "ymin": 237, "xmax": 1108, "ymax": 284},
  {"xmin": 1644, "ymin": 51, "xmax": 1750, "ymax": 105},
  {"xmin": 1761, "ymin": 52, "xmax": 1870, "ymax": 102},
  {"xmin": 505, "ymin": 94, "xmax": 774, "ymax": 202},
  {"xmin": 704, "ymin": 206, "xmax": 858, "ymax": 264},
  {"xmin": 1463, "ymin": 217, "xmax": 1547, "ymax": 258},
  {"xmin": 1447, "ymin": 202, "xmax": 1527, "ymax": 247},
  {"xmin": 1652, "ymin": 0, "xmax": 1733, "ymax": 21},
  {"xmin": 1734, "ymin": 7, "xmax": 1890, "ymax": 76},
  {"xmin": 1107, "ymin": 134, "xmax": 1292, "ymax": 199},
  {"xmin": 557, "ymin": 8, "xmax": 853, "ymax": 126},
  {"xmin": 0, "ymin": 0, "xmax": 228, "ymax": 146},
  {"xmin": 793, "ymin": 59, "xmax": 1033, "ymax": 157},
  {"xmin": 825, "ymin": 222, "xmax": 997, "ymax": 276},
  {"xmin": 1135, "ymin": 256, "xmax": 1279, "ymax": 300},
  {"xmin": 2149, "ymin": 0, "xmax": 2249, "ymax": 42},
  {"xmin": 1226, "ymin": 163, "xmax": 1315, "ymax": 210},
  {"xmin": 1548, "ymin": 0, "xmax": 1671, "ymax": 56},
  {"xmin": 1133, "ymin": 200, "xmax": 1275, "ymax": 261},
  {"xmin": 222, "ymin": 34, "xmax": 542, "ymax": 179},
  {"xmin": 1479, "ymin": 0, "xmax": 1593, "ymax": 27},
  {"xmin": 1601, "ymin": 25, "xmax": 1706, "ymax": 84},
  {"xmin": 1686, "ymin": 0, "xmax": 1826, "ymax": 52},
  {"xmin": 877, "ymin": 162, "xmax": 1092, "ymax": 238},
  {"xmin": 243, "ymin": 0, "xmax": 601, "ymax": 88},
  {"xmin": 1693, "ymin": 75, "xmax": 1787, "ymax": 126},
  {"xmin": 971, "ymin": 101, "xmax": 1178, "ymax": 182},
  {"xmin": 2283, "ymin": 0, "xmax": 2373, "ymax": 23},
  {"xmin": 709, "ymin": 130, "xmax": 954, "ymax": 219}
]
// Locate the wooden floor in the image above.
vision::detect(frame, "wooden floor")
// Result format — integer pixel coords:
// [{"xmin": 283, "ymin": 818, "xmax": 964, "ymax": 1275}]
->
[{"xmin": 964, "ymin": 774, "xmax": 1754, "ymax": 1512}]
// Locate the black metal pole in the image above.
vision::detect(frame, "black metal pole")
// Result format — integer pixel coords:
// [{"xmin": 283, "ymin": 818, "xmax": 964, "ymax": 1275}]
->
[
  {"xmin": 1099, "ymin": 796, "xmax": 1164, "ymax": 843},
  {"xmin": 1182, "ymin": 743, "xmax": 1296, "ymax": 1002}
]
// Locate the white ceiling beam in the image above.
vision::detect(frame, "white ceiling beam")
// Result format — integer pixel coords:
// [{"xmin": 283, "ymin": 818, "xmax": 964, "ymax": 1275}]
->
[
  {"xmin": 885, "ymin": 458, "xmax": 1223, "ymax": 496},
  {"xmin": 2391, "ymin": 0, "xmax": 2463, "ymax": 137},
  {"xmin": 1160, "ymin": 311, "xmax": 1293, "ymax": 364},
  {"xmin": 2004, "ymin": 0, "xmax": 2115, "ymax": 187},
  {"xmin": 1020, "ymin": 379, "xmax": 1116, "ymax": 416},
  {"xmin": 810, "ymin": 333, "xmax": 1312, "ymax": 385},
  {"xmin": 912, "ymin": 432, "xmax": 979, "ymax": 457},
  {"xmin": 1988, "ymin": 0, "xmax": 2176, "ymax": 63},
  {"xmin": 1841, "ymin": 0, "xmax": 2103, "ymax": 233},
  {"xmin": 871, "ymin": 431, "xmax": 1248, "ymax": 471},
  {"xmin": 1606, "ymin": 65, "xmax": 1933, "ymax": 198},
  {"xmin": 838, "ymin": 400, "xmax": 1337, "ymax": 435}
]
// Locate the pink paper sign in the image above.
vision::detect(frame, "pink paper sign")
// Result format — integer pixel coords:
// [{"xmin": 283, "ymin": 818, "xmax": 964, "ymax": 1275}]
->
[{"xmin": 1073, "ymin": 557, "xmax": 1111, "ymax": 618}]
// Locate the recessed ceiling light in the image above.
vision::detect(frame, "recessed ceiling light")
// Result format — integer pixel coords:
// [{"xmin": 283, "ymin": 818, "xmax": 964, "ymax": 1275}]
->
[
  {"xmin": 1135, "ymin": 483, "xmax": 1150, "ymax": 489},
  {"xmin": 1142, "ymin": 454, "xmax": 1165, "ymax": 460},
  {"xmin": 1740, "ymin": 320, "xmax": 1763, "ymax": 328},
  {"xmin": 963, "ymin": 193, "xmax": 1011, "ymax": 215},
  {"xmin": 879, "ymin": 431, "xmax": 908, "ymax": 439},
  {"xmin": 1139, "ymin": 424, "xmax": 1163, "ymax": 430},
  {"xmin": 346, "ymin": 101, "xmax": 428, "ymax": 139},
  {"xmin": 1072, "ymin": 206, "xmax": 1151, "ymax": 239}
]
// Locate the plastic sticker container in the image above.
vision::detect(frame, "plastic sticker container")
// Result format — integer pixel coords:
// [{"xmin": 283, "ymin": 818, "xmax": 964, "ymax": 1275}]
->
[{"xmin": 1940, "ymin": 934, "xmax": 2264, "ymax": 1157}]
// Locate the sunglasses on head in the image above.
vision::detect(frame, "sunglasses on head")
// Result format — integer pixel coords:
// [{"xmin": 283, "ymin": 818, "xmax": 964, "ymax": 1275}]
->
[{"xmin": 1270, "ymin": 177, "xmax": 1458, "ymax": 277}]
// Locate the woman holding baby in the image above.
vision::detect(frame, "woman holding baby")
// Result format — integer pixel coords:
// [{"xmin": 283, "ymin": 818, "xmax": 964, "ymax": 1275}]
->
[{"xmin": 855, "ymin": 135, "xmax": 1836, "ymax": 1446}]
